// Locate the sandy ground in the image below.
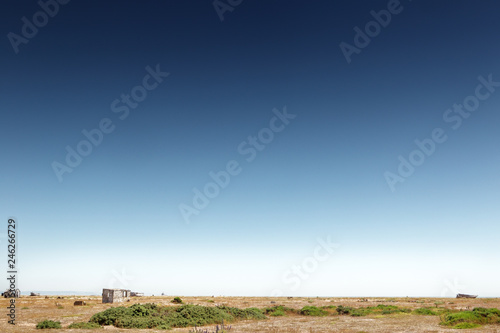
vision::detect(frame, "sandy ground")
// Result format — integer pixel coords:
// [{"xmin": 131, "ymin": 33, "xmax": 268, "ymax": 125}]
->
[{"xmin": 1, "ymin": 296, "xmax": 499, "ymax": 332}]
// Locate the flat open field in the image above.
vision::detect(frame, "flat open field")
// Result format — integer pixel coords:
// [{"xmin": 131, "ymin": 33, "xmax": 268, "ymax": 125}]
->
[{"xmin": 1, "ymin": 296, "xmax": 500, "ymax": 332}]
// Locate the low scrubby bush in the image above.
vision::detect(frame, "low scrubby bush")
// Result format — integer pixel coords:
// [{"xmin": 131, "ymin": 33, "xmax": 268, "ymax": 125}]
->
[
  {"xmin": 336, "ymin": 305, "xmax": 355, "ymax": 315},
  {"xmin": 375, "ymin": 304, "xmax": 411, "ymax": 315},
  {"xmin": 89, "ymin": 303, "xmax": 265, "ymax": 329},
  {"xmin": 263, "ymin": 305, "xmax": 297, "ymax": 317},
  {"xmin": 413, "ymin": 307, "xmax": 437, "ymax": 316},
  {"xmin": 440, "ymin": 307, "xmax": 500, "ymax": 329},
  {"xmin": 336, "ymin": 304, "xmax": 410, "ymax": 317},
  {"xmin": 453, "ymin": 322, "xmax": 481, "ymax": 329},
  {"xmin": 300, "ymin": 306, "xmax": 328, "ymax": 316},
  {"xmin": 36, "ymin": 320, "xmax": 62, "ymax": 329},
  {"xmin": 68, "ymin": 322, "xmax": 102, "ymax": 329},
  {"xmin": 90, "ymin": 306, "xmax": 131, "ymax": 325}
]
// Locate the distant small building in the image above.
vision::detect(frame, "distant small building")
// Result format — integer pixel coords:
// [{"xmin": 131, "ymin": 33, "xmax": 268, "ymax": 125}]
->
[
  {"xmin": 131, "ymin": 292, "xmax": 144, "ymax": 297},
  {"xmin": 102, "ymin": 289, "xmax": 131, "ymax": 303}
]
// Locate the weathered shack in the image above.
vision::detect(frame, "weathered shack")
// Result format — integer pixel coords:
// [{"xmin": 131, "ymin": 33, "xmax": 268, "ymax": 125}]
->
[{"xmin": 102, "ymin": 288, "xmax": 131, "ymax": 303}]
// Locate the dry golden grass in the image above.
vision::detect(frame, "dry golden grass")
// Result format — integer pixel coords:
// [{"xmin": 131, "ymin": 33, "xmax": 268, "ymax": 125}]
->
[{"xmin": 1, "ymin": 296, "xmax": 500, "ymax": 332}]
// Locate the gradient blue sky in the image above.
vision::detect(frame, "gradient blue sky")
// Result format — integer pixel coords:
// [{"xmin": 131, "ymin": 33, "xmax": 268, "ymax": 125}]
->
[{"xmin": 1, "ymin": 0, "xmax": 499, "ymax": 297}]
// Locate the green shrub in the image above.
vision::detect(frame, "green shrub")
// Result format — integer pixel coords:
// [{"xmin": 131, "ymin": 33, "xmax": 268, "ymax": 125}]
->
[
  {"xmin": 157, "ymin": 324, "xmax": 172, "ymax": 330},
  {"xmin": 336, "ymin": 306, "xmax": 371, "ymax": 317},
  {"xmin": 442, "ymin": 311, "xmax": 481, "ymax": 326},
  {"xmin": 217, "ymin": 305, "xmax": 266, "ymax": 320},
  {"xmin": 90, "ymin": 303, "xmax": 265, "ymax": 329},
  {"xmin": 130, "ymin": 304, "xmax": 152, "ymax": 317},
  {"xmin": 68, "ymin": 322, "xmax": 102, "ymax": 329},
  {"xmin": 244, "ymin": 307, "xmax": 267, "ymax": 319},
  {"xmin": 115, "ymin": 316, "xmax": 166, "ymax": 329},
  {"xmin": 172, "ymin": 297, "xmax": 183, "ymax": 304},
  {"xmin": 263, "ymin": 305, "xmax": 297, "ymax": 317},
  {"xmin": 270, "ymin": 309, "xmax": 285, "ymax": 316},
  {"xmin": 36, "ymin": 320, "xmax": 62, "ymax": 329},
  {"xmin": 336, "ymin": 304, "xmax": 410, "ymax": 317},
  {"xmin": 351, "ymin": 308, "xmax": 373, "ymax": 317},
  {"xmin": 453, "ymin": 322, "xmax": 481, "ymax": 329},
  {"xmin": 300, "ymin": 306, "xmax": 328, "ymax": 316},
  {"xmin": 336, "ymin": 305, "xmax": 374, "ymax": 316},
  {"xmin": 434, "ymin": 301, "xmax": 444, "ymax": 307},
  {"xmin": 413, "ymin": 308, "xmax": 437, "ymax": 316},
  {"xmin": 440, "ymin": 307, "xmax": 500, "ymax": 327},
  {"xmin": 374, "ymin": 304, "xmax": 409, "ymax": 314},
  {"xmin": 90, "ymin": 306, "xmax": 131, "ymax": 325},
  {"xmin": 336, "ymin": 305, "xmax": 354, "ymax": 315},
  {"xmin": 473, "ymin": 307, "xmax": 500, "ymax": 317}
]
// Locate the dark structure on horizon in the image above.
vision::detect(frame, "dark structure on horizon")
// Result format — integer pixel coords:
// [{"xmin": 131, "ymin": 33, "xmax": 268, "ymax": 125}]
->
[
  {"xmin": 2, "ymin": 289, "xmax": 20, "ymax": 298},
  {"xmin": 131, "ymin": 291, "xmax": 144, "ymax": 297}
]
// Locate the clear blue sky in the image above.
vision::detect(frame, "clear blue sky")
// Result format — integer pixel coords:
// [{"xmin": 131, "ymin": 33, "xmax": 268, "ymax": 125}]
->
[{"xmin": 1, "ymin": 0, "xmax": 499, "ymax": 297}]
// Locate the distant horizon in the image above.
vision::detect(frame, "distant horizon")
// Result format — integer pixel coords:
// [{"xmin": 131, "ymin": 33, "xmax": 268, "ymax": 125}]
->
[
  {"xmin": 20, "ymin": 291, "xmax": 497, "ymax": 299},
  {"xmin": 1, "ymin": 1, "xmax": 499, "ymax": 298}
]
